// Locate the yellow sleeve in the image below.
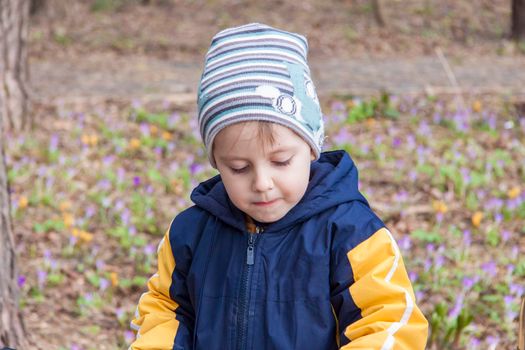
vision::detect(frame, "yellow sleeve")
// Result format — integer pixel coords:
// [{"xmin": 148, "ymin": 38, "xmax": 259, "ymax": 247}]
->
[
  {"xmin": 130, "ymin": 230, "xmax": 189, "ymax": 350},
  {"xmin": 340, "ymin": 228, "xmax": 428, "ymax": 349}
]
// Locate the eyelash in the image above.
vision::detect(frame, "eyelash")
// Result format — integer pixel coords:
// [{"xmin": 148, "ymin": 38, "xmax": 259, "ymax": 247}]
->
[
  {"xmin": 274, "ymin": 159, "xmax": 291, "ymax": 167},
  {"xmin": 230, "ymin": 158, "xmax": 292, "ymax": 174}
]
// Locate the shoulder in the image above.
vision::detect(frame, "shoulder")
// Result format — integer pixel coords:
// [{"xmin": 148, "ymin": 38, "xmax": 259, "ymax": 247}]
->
[
  {"xmin": 167, "ymin": 205, "xmax": 211, "ymax": 254},
  {"xmin": 328, "ymin": 200, "xmax": 385, "ymax": 252},
  {"xmin": 169, "ymin": 205, "xmax": 209, "ymax": 231}
]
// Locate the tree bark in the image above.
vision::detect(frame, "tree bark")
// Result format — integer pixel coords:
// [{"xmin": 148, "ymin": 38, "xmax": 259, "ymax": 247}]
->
[
  {"xmin": 0, "ymin": 0, "xmax": 31, "ymax": 132},
  {"xmin": 0, "ymin": 0, "xmax": 31, "ymax": 348},
  {"xmin": 0, "ymin": 110, "xmax": 29, "ymax": 349},
  {"xmin": 372, "ymin": 0, "xmax": 386, "ymax": 27},
  {"xmin": 512, "ymin": 0, "xmax": 525, "ymax": 40}
]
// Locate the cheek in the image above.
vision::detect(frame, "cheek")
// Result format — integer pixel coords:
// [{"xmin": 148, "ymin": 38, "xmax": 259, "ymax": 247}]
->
[
  {"xmin": 280, "ymin": 166, "xmax": 310, "ymax": 200},
  {"xmin": 222, "ymin": 175, "xmax": 249, "ymax": 204}
]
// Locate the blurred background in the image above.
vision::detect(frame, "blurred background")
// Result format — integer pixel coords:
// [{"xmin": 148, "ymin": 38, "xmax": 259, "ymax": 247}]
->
[{"xmin": 1, "ymin": 0, "xmax": 524, "ymax": 349}]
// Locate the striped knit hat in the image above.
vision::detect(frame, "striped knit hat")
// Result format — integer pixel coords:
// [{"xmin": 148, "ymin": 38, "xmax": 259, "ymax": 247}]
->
[{"xmin": 197, "ymin": 23, "xmax": 324, "ymax": 167}]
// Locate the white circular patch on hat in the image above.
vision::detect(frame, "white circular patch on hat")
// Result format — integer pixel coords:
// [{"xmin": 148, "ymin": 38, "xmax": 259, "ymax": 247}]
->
[
  {"xmin": 276, "ymin": 94, "xmax": 296, "ymax": 115},
  {"xmin": 305, "ymin": 79, "xmax": 315, "ymax": 98}
]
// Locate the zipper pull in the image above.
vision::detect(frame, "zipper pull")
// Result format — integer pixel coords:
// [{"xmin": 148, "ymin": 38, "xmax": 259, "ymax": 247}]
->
[{"xmin": 247, "ymin": 234, "xmax": 255, "ymax": 265}]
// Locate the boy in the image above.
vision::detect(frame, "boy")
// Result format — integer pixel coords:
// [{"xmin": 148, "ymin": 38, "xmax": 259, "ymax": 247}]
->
[{"xmin": 130, "ymin": 23, "xmax": 428, "ymax": 349}]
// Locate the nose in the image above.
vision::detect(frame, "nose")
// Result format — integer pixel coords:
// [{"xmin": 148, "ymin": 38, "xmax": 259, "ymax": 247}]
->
[{"xmin": 252, "ymin": 167, "xmax": 274, "ymax": 192}]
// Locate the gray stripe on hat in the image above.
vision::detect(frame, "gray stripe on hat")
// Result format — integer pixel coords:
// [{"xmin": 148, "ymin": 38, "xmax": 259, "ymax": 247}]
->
[
  {"xmin": 203, "ymin": 78, "xmax": 293, "ymax": 98},
  {"xmin": 199, "ymin": 85, "xmax": 294, "ymax": 113},
  {"xmin": 201, "ymin": 62, "xmax": 288, "ymax": 87},
  {"xmin": 204, "ymin": 57, "xmax": 305, "ymax": 77},
  {"xmin": 205, "ymin": 50, "xmax": 308, "ymax": 71},
  {"xmin": 201, "ymin": 66, "xmax": 290, "ymax": 91},
  {"xmin": 200, "ymin": 97, "xmax": 274, "ymax": 135},
  {"xmin": 211, "ymin": 24, "xmax": 308, "ymax": 52},
  {"xmin": 207, "ymin": 35, "xmax": 307, "ymax": 59},
  {"xmin": 207, "ymin": 40, "xmax": 307, "ymax": 62}
]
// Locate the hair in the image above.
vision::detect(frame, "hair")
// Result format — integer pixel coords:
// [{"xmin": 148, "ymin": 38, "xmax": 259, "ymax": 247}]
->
[{"xmin": 255, "ymin": 121, "xmax": 276, "ymax": 149}]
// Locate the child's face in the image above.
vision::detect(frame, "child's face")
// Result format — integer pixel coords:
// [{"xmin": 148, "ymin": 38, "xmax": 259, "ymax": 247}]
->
[{"xmin": 213, "ymin": 122, "xmax": 314, "ymax": 223}]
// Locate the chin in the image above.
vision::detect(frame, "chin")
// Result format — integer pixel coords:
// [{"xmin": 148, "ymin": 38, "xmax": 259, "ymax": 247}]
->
[{"xmin": 251, "ymin": 211, "xmax": 287, "ymax": 224}]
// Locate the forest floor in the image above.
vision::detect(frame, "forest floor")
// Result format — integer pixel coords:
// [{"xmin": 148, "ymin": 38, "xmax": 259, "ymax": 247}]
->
[{"xmin": 6, "ymin": 1, "xmax": 525, "ymax": 349}]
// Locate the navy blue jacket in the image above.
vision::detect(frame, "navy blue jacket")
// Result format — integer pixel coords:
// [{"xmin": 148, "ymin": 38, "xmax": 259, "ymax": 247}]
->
[{"xmin": 130, "ymin": 150, "xmax": 428, "ymax": 350}]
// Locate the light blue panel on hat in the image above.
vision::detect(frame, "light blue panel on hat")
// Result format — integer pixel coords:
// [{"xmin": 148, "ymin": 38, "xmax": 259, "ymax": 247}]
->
[{"xmin": 283, "ymin": 61, "xmax": 322, "ymax": 134}]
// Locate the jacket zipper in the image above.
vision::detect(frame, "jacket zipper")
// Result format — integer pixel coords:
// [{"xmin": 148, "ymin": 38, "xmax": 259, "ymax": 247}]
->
[{"xmin": 237, "ymin": 226, "xmax": 262, "ymax": 350}]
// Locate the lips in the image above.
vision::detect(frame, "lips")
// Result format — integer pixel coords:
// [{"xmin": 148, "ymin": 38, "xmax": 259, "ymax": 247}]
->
[{"xmin": 253, "ymin": 199, "xmax": 278, "ymax": 206}]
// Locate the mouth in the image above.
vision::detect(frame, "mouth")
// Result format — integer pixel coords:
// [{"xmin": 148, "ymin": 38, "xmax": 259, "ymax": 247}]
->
[{"xmin": 253, "ymin": 199, "xmax": 278, "ymax": 206}]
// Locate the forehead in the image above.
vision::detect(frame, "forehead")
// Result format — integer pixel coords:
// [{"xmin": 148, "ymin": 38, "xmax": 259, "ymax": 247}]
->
[{"xmin": 213, "ymin": 122, "xmax": 307, "ymax": 156}]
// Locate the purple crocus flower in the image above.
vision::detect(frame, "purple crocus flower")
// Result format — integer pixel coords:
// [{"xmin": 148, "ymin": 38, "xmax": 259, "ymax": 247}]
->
[
  {"xmin": 96, "ymin": 259, "xmax": 106, "ymax": 271},
  {"xmin": 398, "ymin": 235, "xmax": 411, "ymax": 251},
  {"xmin": 139, "ymin": 123, "xmax": 150, "ymax": 136},
  {"xmin": 85, "ymin": 205, "xmax": 97, "ymax": 219},
  {"xmin": 469, "ymin": 337, "xmax": 480, "ymax": 349},
  {"xmin": 121, "ymin": 209, "xmax": 131, "ymax": 226},
  {"xmin": 331, "ymin": 101, "xmax": 345, "ymax": 112},
  {"xmin": 406, "ymin": 134, "xmax": 416, "ymax": 150},
  {"xmin": 481, "ymin": 261, "xmax": 498, "ymax": 278},
  {"xmin": 69, "ymin": 235, "xmax": 78, "ymax": 247},
  {"xmin": 460, "ymin": 168, "xmax": 470, "ymax": 184},
  {"xmin": 146, "ymin": 185, "xmax": 154, "ymax": 194},
  {"xmin": 448, "ymin": 294, "xmax": 464, "ymax": 319},
  {"xmin": 143, "ymin": 244, "xmax": 155, "ymax": 256},
  {"xmin": 333, "ymin": 128, "xmax": 352, "ymax": 145},
  {"xmin": 37, "ymin": 269, "xmax": 47, "ymax": 289},
  {"xmin": 488, "ymin": 114, "xmax": 497, "ymax": 130},
  {"xmin": 97, "ymin": 179, "xmax": 112, "ymax": 191},
  {"xmin": 18, "ymin": 275, "xmax": 26, "ymax": 288},
  {"xmin": 169, "ymin": 112, "xmax": 181, "ymax": 128},
  {"xmin": 133, "ymin": 176, "xmax": 141, "ymax": 187},
  {"xmin": 114, "ymin": 200, "xmax": 125, "ymax": 212},
  {"xmin": 510, "ymin": 283, "xmax": 524, "ymax": 297},
  {"xmin": 99, "ymin": 278, "xmax": 110, "ymax": 291},
  {"xmin": 103, "ymin": 155, "xmax": 115, "ymax": 166},
  {"xmin": 124, "ymin": 330, "xmax": 135, "ymax": 343},
  {"xmin": 423, "ymin": 258, "xmax": 432, "ymax": 272},
  {"xmin": 501, "ymin": 230, "xmax": 510, "ymax": 242},
  {"xmin": 408, "ymin": 271, "xmax": 418, "ymax": 282},
  {"xmin": 392, "ymin": 137, "xmax": 402, "ymax": 148},
  {"xmin": 486, "ymin": 336, "xmax": 500, "ymax": 348},
  {"xmin": 190, "ymin": 163, "xmax": 205, "ymax": 176},
  {"xmin": 417, "ymin": 120, "xmax": 431, "ymax": 136},
  {"xmin": 49, "ymin": 134, "xmax": 59, "ymax": 152},
  {"xmin": 462, "ymin": 277, "xmax": 475, "ymax": 290},
  {"xmin": 432, "ymin": 112, "xmax": 442, "ymax": 124},
  {"xmin": 434, "ymin": 254, "xmax": 445, "ymax": 269},
  {"xmin": 115, "ymin": 307, "xmax": 125, "ymax": 320}
]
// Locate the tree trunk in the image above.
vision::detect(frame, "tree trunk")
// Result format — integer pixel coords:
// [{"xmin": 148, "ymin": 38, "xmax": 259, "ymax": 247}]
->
[
  {"xmin": 0, "ymin": 121, "xmax": 29, "ymax": 350},
  {"xmin": 512, "ymin": 0, "xmax": 525, "ymax": 40},
  {"xmin": 0, "ymin": 0, "xmax": 31, "ymax": 132},
  {"xmin": 0, "ymin": 0, "xmax": 31, "ymax": 349},
  {"xmin": 372, "ymin": 0, "xmax": 386, "ymax": 27}
]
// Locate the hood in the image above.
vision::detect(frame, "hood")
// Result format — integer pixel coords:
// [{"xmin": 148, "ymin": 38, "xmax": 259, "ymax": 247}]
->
[{"xmin": 190, "ymin": 150, "xmax": 369, "ymax": 233}]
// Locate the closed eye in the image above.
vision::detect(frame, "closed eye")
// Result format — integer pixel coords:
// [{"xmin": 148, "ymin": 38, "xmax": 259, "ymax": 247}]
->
[
  {"xmin": 230, "ymin": 166, "xmax": 248, "ymax": 174},
  {"xmin": 273, "ymin": 157, "xmax": 292, "ymax": 166}
]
